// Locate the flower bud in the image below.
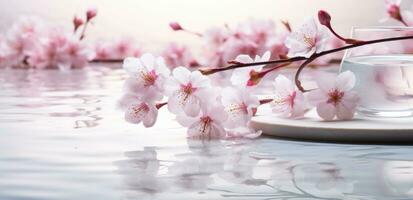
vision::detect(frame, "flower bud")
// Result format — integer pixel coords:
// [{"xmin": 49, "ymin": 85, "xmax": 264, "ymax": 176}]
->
[
  {"xmin": 318, "ymin": 10, "xmax": 331, "ymax": 26},
  {"xmin": 169, "ymin": 22, "xmax": 183, "ymax": 31},
  {"xmin": 387, "ymin": 4, "xmax": 402, "ymax": 21},
  {"xmin": 86, "ymin": 7, "xmax": 97, "ymax": 21},
  {"xmin": 73, "ymin": 15, "xmax": 84, "ymax": 31}
]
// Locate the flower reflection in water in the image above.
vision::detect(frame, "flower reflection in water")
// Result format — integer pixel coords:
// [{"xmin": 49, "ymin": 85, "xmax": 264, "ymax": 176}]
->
[
  {"xmin": 114, "ymin": 139, "xmax": 363, "ymax": 200},
  {"xmin": 2, "ymin": 65, "xmax": 413, "ymax": 200},
  {"xmin": 382, "ymin": 161, "xmax": 413, "ymax": 197}
]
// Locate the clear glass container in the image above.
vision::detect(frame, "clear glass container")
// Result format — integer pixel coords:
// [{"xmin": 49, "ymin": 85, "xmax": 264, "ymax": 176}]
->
[{"xmin": 340, "ymin": 27, "xmax": 413, "ymax": 117}]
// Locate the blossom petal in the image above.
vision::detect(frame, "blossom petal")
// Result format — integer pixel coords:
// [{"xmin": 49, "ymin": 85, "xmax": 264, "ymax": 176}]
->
[
  {"xmin": 187, "ymin": 120, "xmax": 210, "ymax": 139},
  {"xmin": 168, "ymin": 90, "xmax": 200, "ymax": 117},
  {"xmin": 290, "ymin": 91, "xmax": 307, "ymax": 118},
  {"xmin": 231, "ymin": 67, "xmax": 253, "ymax": 86},
  {"xmin": 123, "ymin": 57, "xmax": 142, "ymax": 74},
  {"xmin": 187, "ymin": 120, "xmax": 226, "ymax": 139},
  {"xmin": 336, "ymin": 71, "xmax": 356, "ymax": 91},
  {"xmin": 125, "ymin": 103, "xmax": 148, "ymax": 124},
  {"xmin": 209, "ymin": 122, "xmax": 227, "ymax": 139},
  {"xmin": 183, "ymin": 95, "xmax": 201, "ymax": 117},
  {"xmin": 221, "ymin": 87, "xmax": 240, "ymax": 106},
  {"xmin": 306, "ymin": 89, "xmax": 327, "ymax": 106},
  {"xmin": 336, "ymin": 103, "xmax": 356, "ymax": 120},
  {"xmin": 142, "ymin": 104, "xmax": 158, "ymax": 127},
  {"xmin": 172, "ymin": 66, "xmax": 191, "ymax": 85},
  {"xmin": 300, "ymin": 18, "xmax": 318, "ymax": 39},
  {"xmin": 176, "ymin": 114, "xmax": 198, "ymax": 127},
  {"xmin": 140, "ymin": 53, "xmax": 155, "ymax": 71},
  {"xmin": 123, "ymin": 77, "xmax": 145, "ymax": 93},
  {"xmin": 190, "ymin": 71, "xmax": 211, "ymax": 88},
  {"xmin": 155, "ymin": 57, "xmax": 170, "ymax": 77},
  {"xmin": 257, "ymin": 51, "xmax": 271, "ymax": 62},
  {"xmin": 341, "ymin": 91, "xmax": 360, "ymax": 110},
  {"xmin": 316, "ymin": 103, "xmax": 336, "ymax": 121},
  {"xmin": 235, "ymin": 54, "xmax": 253, "ymax": 63},
  {"xmin": 208, "ymin": 104, "xmax": 229, "ymax": 124},
  {"xmin": 274, "ymin": 75, "xmax": 295, "ymax": 96},
  {"xmin": 316, "ymin": 73, "xmax": 336, "ymax": 92},
  {"xmin": 315, "ymin": 27, "xmax": 330, "ymax": 53}
]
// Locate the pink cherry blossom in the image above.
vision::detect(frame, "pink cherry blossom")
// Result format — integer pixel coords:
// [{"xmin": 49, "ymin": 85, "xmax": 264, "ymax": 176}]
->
[
  {"xmin": 61, "ymin": 37, "xmax": 95, "ymax": 68},
  {"xmin": 161, "ymin": 43, "xmax": 197, "ymax": 69},
  {"xmin": 166, "ymin": 67, "xmax": 212, "ymax": 117},
  {"xmin": 221, "ymin": 87, "xmax": 260, "ymax": 128},
  {"xmin": 112, "ymin": 37, "xmax": 136, "ymax": 59},
  {"xmin": 307, "ymin": 71, "xmax": 360, "ymax": 121},
  {"xmin": 285, "ymin": 18, "xmax": 329, "ymax": 58},
  {"xmin": 236, "ymin": 19, "xmax": 276, "ymax": 50},
  {"xmin": 25, "ymin": 28, "xmax": 93, "ymax": 70},
  {"xmin": 230, "ymin": 51, "xmax": 270, "ymax": 87},
  {"xmin": 177, "ymin": 103, "xmax": 228, "ymax": 139},
  {"xmin": 200, "ymin": 20, "xmax": 282, "ymax": 68},
  {"xmin": 2, "ymin": 17, "xmax": 44, "ymax": 67},
  {"xmin": 119, "ymin": 93, "xmax": 158, "ymax": 128},
  {"xmin": 202, "ymin": 25, "xmax": 261, "ymax": 68},
  {"xmin": 203, "ymin": 27, "xmax": 229, "ymax": 50},
  {"xmin": 26, "ymin": 28, "xmax": 71, "ymax": 69},
  {"xmin": 266, "ymin": 33, "xmax": 289, "ymax": 60},
  {"xmin": 123, "ymin": 53, "xmax": 170, "ymax": 101},
  {"xmin": 220, "ymin": 36, "xmax": 258, "ymax": 65},
  {"xmin": 94, "ymin": 41, "xmax": 114, "ymax": 60},
  {"xmin": 271, "ymin": 75, "xmax": 307, "ymax": 118}
]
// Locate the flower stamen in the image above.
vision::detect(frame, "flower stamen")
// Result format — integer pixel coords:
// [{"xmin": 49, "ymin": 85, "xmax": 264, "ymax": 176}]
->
[
  {"xmin": 140, "ymin": 70, "xmax": 158, "ymax": 87},
  {"xmin": 200, "ymin": 116, "xmax": 212, "ymax": 134},
  {"xmin": 180, "ymin": 83, "xmax": 196, "ymax": 101},
  {"xmin": 303, "ymin": 35, "xmax": 316, "ymax": 47},
  {"xmin": 327, "ymin": 89, "xmax": 344, "ymax": 106}
]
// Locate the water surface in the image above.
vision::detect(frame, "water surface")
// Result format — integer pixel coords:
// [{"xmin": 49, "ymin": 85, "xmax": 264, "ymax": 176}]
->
[{"xmin": 0, "ymin": 64, "xmax": 412, "ymax": 200}]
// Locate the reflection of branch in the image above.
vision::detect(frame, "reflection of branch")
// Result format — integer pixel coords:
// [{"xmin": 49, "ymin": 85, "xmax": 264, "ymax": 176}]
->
[
  {"xmin": 211, "ymin": 165, "xmax": 344, "ymax": 200},
  {"xmin": 289, "ymin": 165, "xmax": 343, "ymax": 200}
]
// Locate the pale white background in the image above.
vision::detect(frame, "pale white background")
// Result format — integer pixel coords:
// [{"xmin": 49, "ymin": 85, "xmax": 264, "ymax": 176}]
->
[{"xmin": 0, "ymin": 0, "xmax": 412, "ymax": 51}]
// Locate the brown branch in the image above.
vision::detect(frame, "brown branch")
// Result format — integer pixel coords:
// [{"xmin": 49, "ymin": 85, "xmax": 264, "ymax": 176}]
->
[
  {"xmin": 200, "ymin": 35, "xmax": 413, "ymax": 91},
  {"xmin": 293, "ymin": 35, "xmax": 413, "ymax": 92}
]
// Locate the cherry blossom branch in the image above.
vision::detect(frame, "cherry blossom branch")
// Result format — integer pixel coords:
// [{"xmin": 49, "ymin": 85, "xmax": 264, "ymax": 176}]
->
[
  {"xmin": 294, "ymin": 34, "xmax": 413, "ymax": 92},
  {"xmin": 79, "ymin": 8, "xmax": 97, "ymax": 40},
  {"xmin": 169, "ymin": 22, "xmax": 203, "ymax": 37},
  {"xmin": 199, "ymin": 57, "xmax": 305, "ymax": 75},
  {"xmin": 155, "ymin": 102, "xmax": 167, "ymax": 109},
  {"xmin": 318, "ymin": 10, "xmax": 363, "ymax": 44},
  {"xmin": 154, "ymin": 98, "xmax": 273, "ymax": 111},
  {"xmin": 91, "ymin": 59, "xmax": 124, "ymax": 63},
  {"xmin": 200, "ymin": 34, "xmax": 413, "ymax": 77},
  {"xmin": 79, "ymin": 22, "xmax": 89, "ymax": 40},
  {"xmin": 385, "ymin": 1, "xmax": 409, "ymax": 26}
]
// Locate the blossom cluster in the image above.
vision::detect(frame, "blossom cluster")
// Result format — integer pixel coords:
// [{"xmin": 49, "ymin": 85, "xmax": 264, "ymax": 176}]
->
[
  {"xmin": 94, "ymin": 37, "xmax": 143, "ymax": 60},
  {"xmin": 118, "ymin": 53, "xmax": 360, "ymax": 139},
  {"xmin": 118, "ymin": 53, "xmax": 263, "ymax": 139},
  {"xmin": 118, "ymin": 12, "xmax": 363, "ymax": 140},
  {"xmin": 170, "ymin": 18, "xmax": 345, "ymax": 69},
  {"xmin": 0, "ymin": 9, "xmax": 99, "ymax": 70}
]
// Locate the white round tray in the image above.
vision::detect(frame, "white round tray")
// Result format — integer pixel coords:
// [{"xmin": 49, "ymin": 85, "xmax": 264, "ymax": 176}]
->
[{"xmin": 250, "ymin": 109, "xmax": 413, "ymax": 143}]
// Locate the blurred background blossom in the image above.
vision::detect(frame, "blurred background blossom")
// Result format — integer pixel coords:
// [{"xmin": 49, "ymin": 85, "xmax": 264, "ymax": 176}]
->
[{"xmin": 1, "ymin": 0, "xmax": 412, "ymax": 53}]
